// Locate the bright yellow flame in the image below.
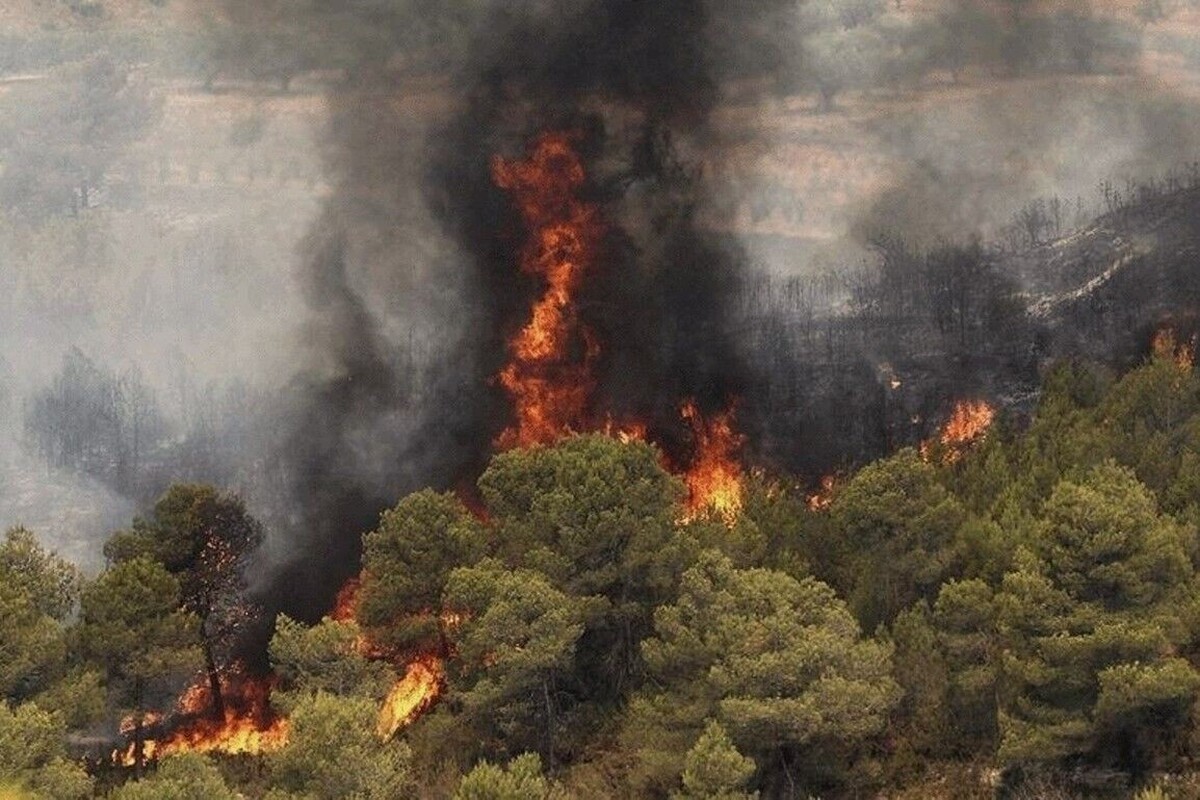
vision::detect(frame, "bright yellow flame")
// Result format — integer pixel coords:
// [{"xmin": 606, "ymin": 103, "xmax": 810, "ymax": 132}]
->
[
  {"xmin": 377, "ymin": 656, "xmax": 444, "ymax": 740},
  {"xmin": 679, "ymin": 400, "xmax": 745, "ymax": 525}
]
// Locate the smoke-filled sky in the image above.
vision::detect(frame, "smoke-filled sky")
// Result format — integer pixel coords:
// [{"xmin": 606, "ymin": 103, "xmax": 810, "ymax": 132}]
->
[{"xmin": 3, "ymin": 0, "xmax": 1200, "ymax": 584}]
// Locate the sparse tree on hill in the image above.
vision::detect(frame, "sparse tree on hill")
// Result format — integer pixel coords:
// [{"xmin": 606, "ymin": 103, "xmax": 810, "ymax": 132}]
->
[{"xmin": 104, "ymin": 484, "xmax": 265, "ymax": 720}]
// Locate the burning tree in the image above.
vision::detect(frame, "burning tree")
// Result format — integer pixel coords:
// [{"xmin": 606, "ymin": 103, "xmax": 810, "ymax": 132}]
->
[
  {"xmin": 679, "ymin": 400, "xmax": 747, "ymax": 524},
  {"xmin": 491, "ymin": 131, "xmax": 604, "ymax": 450},
  {"xmin": 487, "ymin": 131, "xmax": 748, "ymax": 520},
  {"xmin": 103, "ymin": 484, "xmax": 265, "ymax": 722}
]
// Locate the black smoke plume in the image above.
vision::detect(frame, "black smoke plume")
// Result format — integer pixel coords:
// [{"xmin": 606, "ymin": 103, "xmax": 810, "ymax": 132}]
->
[{"xmin": 248, "ymin": 1, "xmax": 792, "ymax": 635}]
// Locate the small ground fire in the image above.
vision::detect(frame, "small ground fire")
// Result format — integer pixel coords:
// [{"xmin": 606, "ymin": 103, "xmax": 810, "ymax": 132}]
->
[{"xmin": 112, "ymin": 667, "xmax": 289, "ymax": 767}]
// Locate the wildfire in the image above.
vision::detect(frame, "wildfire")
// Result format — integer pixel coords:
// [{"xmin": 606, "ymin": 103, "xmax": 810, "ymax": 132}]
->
[
  {"xmin": 326, "ymin": 574, "xmax": 449, "ymax": 739},
  {"xmin": 493, "ymin": 131, "xmax": 604, "ymax": 449},
  {"xmin": 680, "ymin": 400, "xmax": 745, "ymax": 524},
  {"xmin": 376, "ymin": 655, "xmax": 445, "ymax": 740},
  {"xmin": 921, "ymin": 400, "xmax": 995, "ymax": 464},
  {"xmin": 807, "ymin": 474, "xmax": 838, "ymax": 511},
  {"xmin": 113, "ymin": 667, "xmax": 288, "ymax": 767},
  {"xmin": 489, "ymin": 133, "xmax": 750, "ymax": 521},
  {"xmin": 1153, "ymin": 328, "xmax": 1195, "ymax": 370},
  {"xmin": 940, "ymin": 400, "xmax": 996, "ymax": 447},
  {"xmin": 330, "ymin": 575, "xmax": 361, "ymax": 622}
]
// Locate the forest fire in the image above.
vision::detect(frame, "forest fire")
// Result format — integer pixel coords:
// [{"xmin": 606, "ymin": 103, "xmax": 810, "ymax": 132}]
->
[
  {"xmin": 376, "ymin": 655, "xmax": 445, "ymax": 740},
  {"xmin": 921, "ymin": 400, "xmax": 996, "ymax": 464},
  {"xmin": 491, "ymin": 132, "xmax": 748, "ymax": 522},
  {"xmin": 113, "ymin": 668, "xmax": 288, "ymax": 767},
  {"xmin": 940, "ymin": 400, "xmax": 996, "ymax": 448},
  {"xmin": 680, "ymin": 400, "xmax": 745, "ymax": 524},
  {"xmin": 330, "ymin": 575, "xmax": 361, "ymax": 622},
  {"xmin": 327, "ymin": 573, "xmax": 447, "ymax": 738},
  {"xmin": 807, "ymin": 474, "xmax": 838, "ymax": 511},
  {"xmin": 1153, "ymin": 328, "xmax": 1196, "ymax": 370},
  {"xmin": 492, "ymin": 131, "xmax": 603, "ymax": 449}
]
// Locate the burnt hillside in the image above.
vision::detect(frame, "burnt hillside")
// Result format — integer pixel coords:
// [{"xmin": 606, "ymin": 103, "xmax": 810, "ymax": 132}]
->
[{"xmin": 739, "ymin": 178, "xmax": 1200, "ymax": 482}]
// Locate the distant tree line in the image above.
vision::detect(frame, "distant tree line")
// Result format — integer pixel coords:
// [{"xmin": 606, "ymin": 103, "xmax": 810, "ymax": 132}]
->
[
  {"xmin": 24, "ymin": 348, "xmax": 166, "ymax": 496},
  {"xmin": 21, "ymin": 348, "xmax": 278, "ymax": 505}
]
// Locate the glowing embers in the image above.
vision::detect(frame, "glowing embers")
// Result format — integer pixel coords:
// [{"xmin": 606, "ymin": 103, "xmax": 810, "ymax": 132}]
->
[
  {"xmin": 330, "ymin": 575, "xmax": 362, "ymax": 622},
  {"xmin": 679, "ymin": 400, "xmax": 745, "ymax": 524},
  {"xmin": 113, "ymin": 666, "xmax": 289, "ymax": 767},
  {"xmin": 493, "ymin": 131, "xmax": 604, "ymax": 449},
  {"xmin": 376, "ymin": 655, "xmax": 445, "ymax": 740},
  {"xmin": 1153, "ymin": 327, "xmax": 1195, "ymax": 370},
  {"xmin": 807, "ymin": 474, "xmax": 838, "ymax": 511},
  {"xmin": 921, "ymin": 400, "xmax": 996, "ymax": 464}
]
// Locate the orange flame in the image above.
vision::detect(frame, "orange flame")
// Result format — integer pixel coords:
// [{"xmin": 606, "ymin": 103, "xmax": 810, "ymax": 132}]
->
[
  {"xmin": 326, "ymin": 574, "xmax": 451, "ymax": 738},
  {"xmin": 376, "ymin": 655, "xmax": 445, "ymax": 740},
  {"xmin": 1153, "ymin": 328, "xmax": 1195, "ymax": 370},
  {"xmin": 939, "ymin": 400, "xmax": 996, "ymax": 448},
  {"xmin": 113, "ymin": 667, "xmax": 288, "ymax": 767},
  {"xmin": 921, "ymin": 400, "xmax": 995, "ymax": 464},
  {"xmin": 493, "ymin": 131, "xmax": 604, "ymax": 449},
  {"xmin": 807, "ymin": 474, "xmax": 838, "ymax": 511},
  {"xmin": 330, "ymin": 576, "xmax": 361, "ymax": 622},
  {"xmin": 680, "ymin": 400, "xmax": 745, "ymax": 524}
]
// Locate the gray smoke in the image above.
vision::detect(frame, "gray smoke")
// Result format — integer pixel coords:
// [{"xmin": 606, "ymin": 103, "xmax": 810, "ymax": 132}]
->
[{"xmin": 4, "ymin": 0, "xmax": 1200, "ymax": 608}]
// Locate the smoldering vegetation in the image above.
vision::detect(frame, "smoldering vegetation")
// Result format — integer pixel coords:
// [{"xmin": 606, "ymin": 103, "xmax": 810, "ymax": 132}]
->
[{"xmin": 4, "ymin": 0, "xmax": 1200, "ymax": 614}]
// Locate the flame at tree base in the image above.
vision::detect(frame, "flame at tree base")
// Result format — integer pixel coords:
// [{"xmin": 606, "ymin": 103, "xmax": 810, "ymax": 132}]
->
[{"xmin": 112, "ymin": 668, "xmax": 289, "ymax": 767}]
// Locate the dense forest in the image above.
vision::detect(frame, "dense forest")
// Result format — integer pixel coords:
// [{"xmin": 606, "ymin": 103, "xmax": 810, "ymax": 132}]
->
[{"xmin": 4, "ymin": 338, "xmax": 1200, "ymax": 798}]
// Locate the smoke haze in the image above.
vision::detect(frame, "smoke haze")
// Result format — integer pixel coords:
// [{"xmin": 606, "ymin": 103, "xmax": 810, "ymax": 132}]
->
[{"xmin": 4, "ymin": 0, "xmax": 1200, "ymax": 614}]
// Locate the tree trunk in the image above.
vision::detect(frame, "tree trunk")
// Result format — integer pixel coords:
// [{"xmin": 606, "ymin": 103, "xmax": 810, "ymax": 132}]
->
[
  {"xmin": 778, "ymin": 747, "xmax": 797, "ymax": 798},
  {"xmin": 203, "ymin": 635, "xmax": 226, "ymax": 720},
  {"xmin": 543, "ymin": 677, "xmax": 556, "ymax": 773},
  {"xmin": 133, "ymin": 677, "xmax": 146, "ymax": 778}
]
